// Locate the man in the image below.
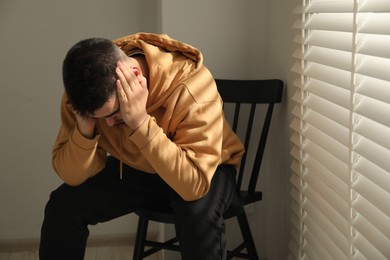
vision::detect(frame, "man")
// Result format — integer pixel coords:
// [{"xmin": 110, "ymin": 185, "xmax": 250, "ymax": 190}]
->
[{"xmin": 39, "ymin": 33, "xmax": 244, "ymax": 260}]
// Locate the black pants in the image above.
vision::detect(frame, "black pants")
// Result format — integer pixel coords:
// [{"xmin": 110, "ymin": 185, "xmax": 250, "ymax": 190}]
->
[{"xmin": 39, "ymin": 156, "xmax": 237, "ymax": 260}]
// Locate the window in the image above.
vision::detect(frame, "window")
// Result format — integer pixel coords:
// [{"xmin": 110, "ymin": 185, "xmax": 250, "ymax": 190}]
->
[{"xmin": 290, "ymin": 0, "xmax": 390, "ymax": 259}]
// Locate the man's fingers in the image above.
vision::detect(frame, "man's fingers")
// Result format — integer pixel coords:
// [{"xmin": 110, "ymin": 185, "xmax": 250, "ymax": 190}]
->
[
  {"xmin": 117, "ymin": 61, "xmax": 139, "ymax": 92},
  {"xmin": 116, "ymin": 79, "xmax": 127, "ymax": 100}
]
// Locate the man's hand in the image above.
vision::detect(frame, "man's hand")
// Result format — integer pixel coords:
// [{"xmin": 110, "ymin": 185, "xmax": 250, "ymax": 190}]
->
[
  {"xmin": 116, "ymin": 61, "xmax": 149, "ymax": 129},
  {"xmin": 68, "ymin": 104, "xmax": 97, "ymax": 139}
]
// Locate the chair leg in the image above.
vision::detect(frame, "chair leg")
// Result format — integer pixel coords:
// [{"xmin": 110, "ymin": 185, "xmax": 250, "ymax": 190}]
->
[
  {"xmin": 237, "ymin": 212, "xmax": 259, "ymax": 260},
  {"xmin": 133, "ymin": 216, "xmax": 149, "ymax": 260}
]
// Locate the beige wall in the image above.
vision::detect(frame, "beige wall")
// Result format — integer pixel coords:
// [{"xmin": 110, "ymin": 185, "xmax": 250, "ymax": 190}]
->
[
  {"xmin": 161, "ymin": 0, "xmax": 266, "ymax": 79},
  {"xmin": 0, "ymin": 0, "xmax": 298, "ymax": 258}
]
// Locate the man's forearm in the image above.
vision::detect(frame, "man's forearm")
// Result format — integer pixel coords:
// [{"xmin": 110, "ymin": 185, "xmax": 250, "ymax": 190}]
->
[{"xmin": 52, "ymin": 127, "xmax": 106, "ymax": 186}]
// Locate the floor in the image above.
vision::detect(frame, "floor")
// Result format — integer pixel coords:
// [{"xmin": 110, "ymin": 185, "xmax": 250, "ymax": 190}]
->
[{"xmin": 0, "ymin": 246, "xmax": 160, "ymax": 260}]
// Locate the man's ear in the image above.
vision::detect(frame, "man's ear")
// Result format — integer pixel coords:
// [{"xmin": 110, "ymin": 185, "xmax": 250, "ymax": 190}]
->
[
  {"xmin": 131, "ymin": 66, "xmax": 139, "ymax": 75},
  {"xmin": 131, "ymin": 66, "xmax": 143, "ymax": 80}
]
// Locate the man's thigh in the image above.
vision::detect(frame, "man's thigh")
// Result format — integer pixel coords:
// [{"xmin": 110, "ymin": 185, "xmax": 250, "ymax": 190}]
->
[{"xmin": 48, "ymin": 156, "xmax": 170, "ymax": 225}]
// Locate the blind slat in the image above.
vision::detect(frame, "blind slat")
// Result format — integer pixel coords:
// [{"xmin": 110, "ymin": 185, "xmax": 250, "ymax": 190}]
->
[
  {"xmin": 291, "ymin": 61, "xmax": 304, "ymax": 74},
  {"xmin": 306, "ymin": 78, "xmax": 350, "ymax": 109},
  {"xmin": 290, "ymin": 212, "xmax": 302, "ymax": 232},
  {"xmin": 304, "ymin": 170, "xmax": 349, "ymax": 216},
  {"xmin": 306, "ymin": 13, "xmax": 354, "ymax": 32},
  {"xmin": 353, "ymin": 173, "xmax": 390, "ymax": 217},
  {"xmin": 305, "ymin": 110, "xmax": 349, "ymax": 146},
  {"xmin": 354, "ymin": 136, "xmax": 390, "ymax": 173},
  {"xmin": 355, "ymin": 96, "xmax": 390, "ymax": 128},
  {"xmin": 305, "ymin": 63, "xmax": 351, "ymax": 90},
  {"xmin": 302, "ymin": 240, "xmax": 320, "ymax": 260},
  {"xmin": 356, "ymin": 74, "xmax": 390, "ymax": 104},
  {"xmin": 359, "ymin": 0, "xmax": 390, "ymax": 12},
  {"xmin": 356, "ymin": 55, "xmax": 390, "ymax": 82},
  {"xmin": 353, "ymin": 232, "xmax": 388, "ymax": 260},
  {"xmin": 303, "ymin": 200, "xmax": 349, "ymax": 255},
  {"xmin": 291, "ymin": 104, "xmax": 302, "ymax": 119},
  {"xmin": 304, "ymin": 141, "xmax": 349, "ymax": 182},
  {"xmin": 353, "ymin": 215, "xmax": 390, "ymax": 259},
  {"xmin": 353, "ymin": 194, "xmax": 390, "ymax": 238},
  {"xmin": 306, "ymin": 31, "xmax": 353, "ymax": 52},
  {"xmin": 304, "ymin": 156, "xmax": 349, "ymax": 197},
  {"xmin": 306, "ymin": 0, "xmax": 354, "ymax": 13},
  {"xmin": 355, "ymin": 157, "xmax": 390, "ymax": 194},
  {"xmin": 290, "ymin": 145, "xmax": 302, "ymax": 162},
  {"xmin": 303, "ymin": 214, "xmax": 347, "ymax": 259},
  {"xmin": 354, "ymin": 116, "xmax": 390, "ymax": 151},
  {"xmin": 305, "ymin": 94, "xmax": 350, "ymax": 127},
  {"xmin": 290, "ymin": 173, "xmax": 302, "ymax": 192},
  {"xmin": 358, "ymin": 34, "xmax": 390, "ymax": 59},
  {"xmin": 358, "ymin": 13, "xmax": 390, "ymax": 35},
  {"xmin": 289, "ymin": 117, "xmax": 301, "ymax": 135},
  {"xmin": 303, "ymin": 185, "xmax": 349, "ymax": 232},
  {"xmin": 302, "ymin": 226, "xmax": 333, "ymax": 259},
  {"xmin": 306, "ymin": 46, "xmax": 352, "ymax": 71},
  {"xmin": 291, "ymin": 198, "xmax": 301, "ymax": 218},
  {"xmin": 290, "ymin": 132, "xmax": 301, "ymax": 148},
  {"xmin": 303, "ymin": 125, "xmax": 349, "ymax": 163}
]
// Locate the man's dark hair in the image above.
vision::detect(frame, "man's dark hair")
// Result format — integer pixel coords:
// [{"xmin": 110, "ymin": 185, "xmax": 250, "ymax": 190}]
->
[{"xmin": 62, "ymin": 37, "xmax": 124, "ymax": 117}]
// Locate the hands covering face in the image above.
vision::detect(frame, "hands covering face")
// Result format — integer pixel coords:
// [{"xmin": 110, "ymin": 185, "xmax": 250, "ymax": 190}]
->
[
  {"xmin": 72, "ymin": 60, "xmax": 149, "ymax": 139},
  {"xmin": 115, "ymin": 61, "xmax": 149, "ymax": 129}
]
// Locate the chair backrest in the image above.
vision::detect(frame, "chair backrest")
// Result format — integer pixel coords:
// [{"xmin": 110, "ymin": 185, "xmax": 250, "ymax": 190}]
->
[{"xmin": 215, "ymin": 79, "xmax": 283, "ymax": 195}]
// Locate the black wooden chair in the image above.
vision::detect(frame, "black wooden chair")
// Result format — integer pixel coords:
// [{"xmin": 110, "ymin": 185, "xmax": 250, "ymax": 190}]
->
[{"xmin": 132, "ymin": 79, "xmax": 284, "ymax": 260}]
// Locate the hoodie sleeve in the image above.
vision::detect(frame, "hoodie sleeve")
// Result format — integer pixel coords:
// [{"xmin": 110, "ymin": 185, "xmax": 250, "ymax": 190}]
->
[
  {"xmin": 126, "ymin": 87, "xmax": 225, "ymax": 201},
  {"xmin": 52, "ymin": 93, "xmax": 107, "ymax": 185}
]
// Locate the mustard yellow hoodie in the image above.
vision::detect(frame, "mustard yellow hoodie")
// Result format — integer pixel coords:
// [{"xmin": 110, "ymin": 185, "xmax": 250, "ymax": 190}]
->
[{"xmin": 52, "ymin": 33, "xmax": 244, "ymax": 201}]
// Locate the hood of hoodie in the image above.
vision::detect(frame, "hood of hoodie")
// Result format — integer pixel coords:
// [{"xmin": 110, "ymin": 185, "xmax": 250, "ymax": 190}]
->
[{"xmin": 114, "ymin": 33, "xmax": 204, "ymax": 113}]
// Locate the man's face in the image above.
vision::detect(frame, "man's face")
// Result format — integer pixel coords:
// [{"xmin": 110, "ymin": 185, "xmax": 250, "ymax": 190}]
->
[{"xmin": 92, "ymin": 95, "xmax": 123, "ymax": 126}]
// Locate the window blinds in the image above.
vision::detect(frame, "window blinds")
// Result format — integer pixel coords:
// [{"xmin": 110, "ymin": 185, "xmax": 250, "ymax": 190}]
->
[{"xmin": 290, "ymin": 0, "xmax": 390, "ymax": 259}]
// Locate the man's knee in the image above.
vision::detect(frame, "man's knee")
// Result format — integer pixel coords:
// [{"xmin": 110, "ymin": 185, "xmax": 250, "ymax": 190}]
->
[{"xmin": 44, "ymin": 184, "xmax": 84, "ymax": 220}]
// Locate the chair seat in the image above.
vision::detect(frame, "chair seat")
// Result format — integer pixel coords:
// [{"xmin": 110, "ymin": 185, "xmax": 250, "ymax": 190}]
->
[{"xmin": 135, "ymin": 203, "xmax": 176, "ymax": 224}]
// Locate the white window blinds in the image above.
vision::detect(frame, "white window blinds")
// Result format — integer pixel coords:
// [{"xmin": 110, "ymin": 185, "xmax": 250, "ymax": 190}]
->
[{"xmin": 290, "ymin": 0, "xmax": 390, "ymax": 259}]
